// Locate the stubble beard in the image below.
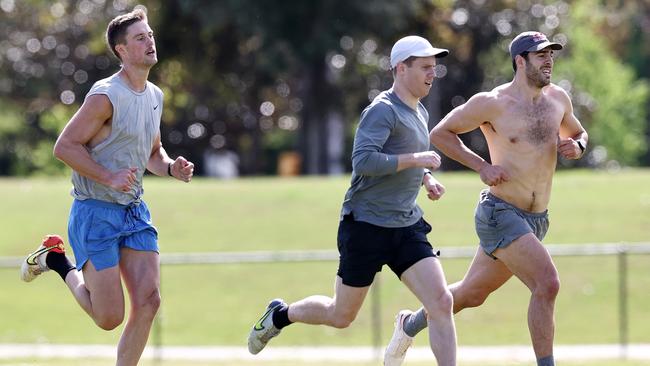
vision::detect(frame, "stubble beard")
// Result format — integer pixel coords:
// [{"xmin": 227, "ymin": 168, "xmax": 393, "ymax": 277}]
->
[{"xmin": 526, "ymin": 64, "xmax": 550, "ymax": 88}]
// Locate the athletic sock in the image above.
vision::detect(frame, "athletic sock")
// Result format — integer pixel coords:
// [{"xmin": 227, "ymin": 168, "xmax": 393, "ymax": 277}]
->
[
  {"xmin": 45, "ymin": 251, "xmax": 75, "ymax": 282},
  {"xmin": 271, "ymin": 303, "xmax": 292, "ymax": 329},
  {"xmin": 403, "ymin": 307, "xmax": 428, "ymax": 337},
  {"xmin": 537, "ymin": 355, "xmax": 555, "ymax": 366}
]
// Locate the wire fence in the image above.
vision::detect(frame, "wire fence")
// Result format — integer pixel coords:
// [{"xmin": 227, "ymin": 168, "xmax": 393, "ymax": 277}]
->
[{"xmin": 2, "ymin": 242, "xmax": 649, "ymax": 362}]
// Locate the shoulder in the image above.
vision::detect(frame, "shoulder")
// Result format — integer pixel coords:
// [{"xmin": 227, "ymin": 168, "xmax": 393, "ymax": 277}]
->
[
  {"xmin": 147, "ymin": 81, "xmax": 164, "ymax": 98},
  {"xmin": 363, "ymin": 92, "xmax": 396, "ymax": 118},
  {"xmin": 462, "ymin": 86, "xmax": 510, "ymax": 113},
  {"xmin": 88, "ymin": 73, "xmax": 121, "ymax": 94},
  {"xmin": 86, "ymin": 75, "xmax": 127, "ymax": 107},
  {"xmin": 545, "ymin": 83, "xmax": 572, "ymax": 105}
]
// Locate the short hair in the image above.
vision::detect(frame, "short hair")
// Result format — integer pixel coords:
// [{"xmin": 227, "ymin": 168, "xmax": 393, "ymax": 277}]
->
[
  {"xmin": 512, "ymin": 51, "xmax": 529, "ymax": 72},
  {"xmin": 391, "ymin": 55, "xmax": 418, "ymax": 77},
  {"xmin": 106, "ymin": 9, "xmax": 147, "ymax": 60}
]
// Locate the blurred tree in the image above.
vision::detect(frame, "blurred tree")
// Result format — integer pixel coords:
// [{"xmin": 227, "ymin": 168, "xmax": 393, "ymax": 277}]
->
[
  {"xmin": 154, "ymin": 0, "xmax": 455, "ymax": 175},
  {"xmin": 0, "ymin": 0, "xmax": 648, "ymax": 176},
  {"xmin": 554, "ymin": 0, "xmax": 648, "ymax": 167},
  {"xmin": 0, "ymin": 0, "xmax": 141, "ymax": 175},
  {"xmin": 466, "ymin": 0, "xmax": 648, "ymax": 168}
]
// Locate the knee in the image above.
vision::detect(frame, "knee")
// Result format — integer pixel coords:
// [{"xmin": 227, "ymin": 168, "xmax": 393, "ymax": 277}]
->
[
  {"xmin": 95, "ymin": 311, "xmax": 124, "ymax": 330},
  {"xmin": 132, "ymin": 287, "xmax": 162, "ymax": 318},
  {"xmin": 330, "ymin": 311, "xmax": 356, "ymax": 329},
  {"xmin": 535, "ymin": 275, "xmax": 560, "ymax": 301},
  {"xmin": 328, "ymin": 302, "xmax": 358, "ymax": 329},
  {"xmin": 453, "ymin": 285, "xmax": 489, "ymax": 310},
  {"xmin": 425, "ymin": 289, "xmax": 454, "ymax": 318}
]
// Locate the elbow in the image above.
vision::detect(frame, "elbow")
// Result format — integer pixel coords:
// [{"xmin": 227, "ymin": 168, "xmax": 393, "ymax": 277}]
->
[
  {"xmin": 352, "ymin": 160, "xmax": 370, "ymax": 176},
  {"xmin": 53, "ymin": 140, "xmax": 64, "ymax": 161},
  {"xmin": 53, "ymin": 138, "xmax": 73, "ymax": 163},
  {"xmin": 429, "ymin": 129, "xmax": 443, "ymax": 148}
]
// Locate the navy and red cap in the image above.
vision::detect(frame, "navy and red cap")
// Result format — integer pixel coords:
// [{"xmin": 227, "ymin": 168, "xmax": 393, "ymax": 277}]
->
[{"xmin": 509, "ymin": 31, "xmax": 563, "ymax": 60}]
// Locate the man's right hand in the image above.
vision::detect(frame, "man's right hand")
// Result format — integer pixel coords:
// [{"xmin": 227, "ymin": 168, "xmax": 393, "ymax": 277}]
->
[
  {"xmin": 413, "ymin": 151, "xmax": 441, "ymax": 170},
  {"xmin": 479, "ymin": 164, "xmax": 509, "ymax": 186},
  {"xmin": 107, "ymin": 167, "xmax": 138, "ymax": 192}
]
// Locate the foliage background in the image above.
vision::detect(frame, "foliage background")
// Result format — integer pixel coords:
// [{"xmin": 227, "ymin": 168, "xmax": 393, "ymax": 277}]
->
[{"xmin": 0, "ymin": 0, "xmax": 648, "ymax": 176}]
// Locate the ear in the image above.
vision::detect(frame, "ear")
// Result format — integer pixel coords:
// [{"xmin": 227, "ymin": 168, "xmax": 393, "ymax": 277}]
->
[
  {"xmin": 115, "ymin": 43, "xmax": 127, "ymax": 59},
  {"xmin": 397, "ymin": 62, "xmax": 407, "ymax": 74},
  {"xmin": 515, "ymin": 54, "xmax": 526, "ymax": 70}
]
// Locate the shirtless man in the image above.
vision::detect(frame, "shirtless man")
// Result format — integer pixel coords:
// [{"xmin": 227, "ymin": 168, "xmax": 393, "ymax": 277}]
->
[{"xmin": 383, "ymin": 31, "xmax": 588, "ymax": 366}]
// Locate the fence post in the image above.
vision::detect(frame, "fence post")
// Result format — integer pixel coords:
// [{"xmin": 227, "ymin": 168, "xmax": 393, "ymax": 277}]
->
[
  {"xmin": 371, "ymin": 274, "xmax": 382, "ymax": 361},
  {"xmin": 153, "ymin": 276, "xmax": 163, "ymax": 365},
  {"xmin": 618, "ymin": 245, "xmax": 628, "ymax": 359}
]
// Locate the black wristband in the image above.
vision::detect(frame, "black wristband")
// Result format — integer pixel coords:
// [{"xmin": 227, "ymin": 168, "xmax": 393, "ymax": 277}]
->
[
  {"xmin": 167, "ymin": 162, "xmax": 173, "ymax": 177},
  {"xmin": 577, "ymin": 140, "xmax": 586, "ymax": 153}
]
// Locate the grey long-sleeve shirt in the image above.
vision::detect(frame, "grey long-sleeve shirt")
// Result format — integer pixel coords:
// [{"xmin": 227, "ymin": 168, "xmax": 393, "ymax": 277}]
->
[{"xmin": 340, "ymin": 88, "xmax": 430, "ymax": 228}]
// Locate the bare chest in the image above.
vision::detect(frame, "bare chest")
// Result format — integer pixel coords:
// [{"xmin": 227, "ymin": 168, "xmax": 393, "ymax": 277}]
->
[{"xmin": 486, "ymin": 98, "xmax": 563, "ymax": 146}]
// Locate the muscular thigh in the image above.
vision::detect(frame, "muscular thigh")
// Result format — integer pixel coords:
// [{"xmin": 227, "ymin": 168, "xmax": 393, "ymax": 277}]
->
[
  {"xmin": 492, "ymin": 233, "xmax": 557, "ymax": 291},
  {"xmin": 82, "ymin": 259, "xmax": 125, "ymax": 313},
  {"xmin": 119, "ymin": 248, "xmax": 160, "ymax": 302},
  {"xmin": 459, "ymin": 247, "xmax": 512, "ymax": 295}
]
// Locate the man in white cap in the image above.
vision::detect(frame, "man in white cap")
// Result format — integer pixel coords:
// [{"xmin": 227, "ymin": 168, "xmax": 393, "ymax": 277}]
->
[
  {"xmin": 384, "ymin": 31, "xmax": 587, "ymax": 366},
  {"xmin": 247, "ymin": 35, "xmax": 457, "ymax": 366}
]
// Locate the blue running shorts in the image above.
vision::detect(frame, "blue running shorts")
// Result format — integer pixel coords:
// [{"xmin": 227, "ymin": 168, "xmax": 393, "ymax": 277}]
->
[{"xmin": 68, "ymin": 198, "xmax": 159, "ymax": 271}]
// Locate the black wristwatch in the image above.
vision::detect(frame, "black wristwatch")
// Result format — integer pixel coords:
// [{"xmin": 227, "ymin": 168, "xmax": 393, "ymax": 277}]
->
[{"xmin": 577, "ymin": 140, "xmax": 586, "ymax": 154}]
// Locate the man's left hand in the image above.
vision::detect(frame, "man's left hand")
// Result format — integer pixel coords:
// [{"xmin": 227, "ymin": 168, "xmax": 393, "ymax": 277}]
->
[
  {"xmin": 170, "ymin": 156, "xmax": 194, "ymax": 182},
  {"xmin": 423, "ymin": 173, "xmax": 445, "ymax": 201},
  {"xmin": 558, "ymin": 137, "xmax": 583, "ymax": 160}
]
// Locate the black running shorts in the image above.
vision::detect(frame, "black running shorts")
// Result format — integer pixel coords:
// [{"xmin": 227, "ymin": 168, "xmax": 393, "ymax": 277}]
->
[{"xmin": 336, "ymin": 213, "xmax": 438, "ymax": 287}]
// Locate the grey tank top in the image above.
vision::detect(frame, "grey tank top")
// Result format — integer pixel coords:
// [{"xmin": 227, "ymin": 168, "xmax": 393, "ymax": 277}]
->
[{"xmin": 71, "ymin": 73, "xmax": 163, "ymax": 205}]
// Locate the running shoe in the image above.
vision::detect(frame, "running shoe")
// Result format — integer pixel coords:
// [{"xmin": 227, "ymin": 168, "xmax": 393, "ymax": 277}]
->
[
  {"xmin": 247, "ymin": 298, "xmax": 285, "ymax": 354},
  {"xmin": 20, "ymin": 234, "xmax": 65, "ymax": 282},
  {"xmin": 384, "ymin": 309, "xmax": 414, "ymax": 366}
]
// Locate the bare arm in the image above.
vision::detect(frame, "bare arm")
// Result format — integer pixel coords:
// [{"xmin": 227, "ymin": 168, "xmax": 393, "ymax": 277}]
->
[
  {"xmin": 556, "ymin": 87, "xmax": 588, "ymax": 159},
  {"xmin": 430, "ymin": 92, "xmax": 510, "ymax": 186},
  {"xmin": 53, "ymin": 94, "xmax": 136, "ymax": 192},
  {"xmin": 430, "ymin": 93, "xmax": 493, "ymax": 172},
  {"xmin": 146, "ymin": 132, "xmax": 194, "ymax": 182}
]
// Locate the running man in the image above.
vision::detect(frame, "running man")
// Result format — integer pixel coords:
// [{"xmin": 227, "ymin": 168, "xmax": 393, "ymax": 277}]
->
[
  {"xmin": 383, "ymin": 31, "xmax": 588, "ymax": 366},
  {"xmin": 247, "ymin": 35, "xmax": 457, "ymax": 366},
  {"xmin": 20, "ymin": 9, "xmax": 193, "ymax": 366}
]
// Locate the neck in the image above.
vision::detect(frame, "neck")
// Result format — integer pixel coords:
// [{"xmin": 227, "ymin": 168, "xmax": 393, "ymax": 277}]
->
[
  {"xmin": 119, "ymin": 65, "xmax": 150, "ymax": 92},
  {"xmin": 512, "ymin": 74, "xmax": 544, "ymax": 101},
  {"xmin": 392, "ymin": 81, "xmax": 419, "ymax": 110}
]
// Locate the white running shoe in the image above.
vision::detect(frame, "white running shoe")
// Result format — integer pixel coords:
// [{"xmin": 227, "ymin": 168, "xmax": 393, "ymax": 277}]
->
[
  {"xmin": 20, "ymin": 234, "xmax": 65, "ymax": 282},
  {"xmin": 384, "ymin": 309, "xmax": 414, "ymax": 366},
  {"xmin": 247, "ymin": 298, "xmax": 285, "ymax": 355}
]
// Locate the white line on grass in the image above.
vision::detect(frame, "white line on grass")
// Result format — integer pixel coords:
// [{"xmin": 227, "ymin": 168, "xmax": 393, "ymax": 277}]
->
[{"xmin": 1, "ymin": 344, "xmax": 649, "ymax": 363}]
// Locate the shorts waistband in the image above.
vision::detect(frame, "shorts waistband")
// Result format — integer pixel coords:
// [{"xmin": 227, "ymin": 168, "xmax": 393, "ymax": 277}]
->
[
  {"xmin": 75, "ymin": 198, "xmax": 139, "ymax": 210},
  {"xmin": 481, "ymin": 190, "xmax": 548, "ymax": 218}
]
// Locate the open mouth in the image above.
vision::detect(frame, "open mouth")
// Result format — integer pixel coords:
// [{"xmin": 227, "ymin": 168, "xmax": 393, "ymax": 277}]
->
[
  {"xmin": 424, "ymin": 81, "xmax": 432, "ymax": 86},
  {"xmin": 146, "ymin": 50, "xmax": 156, "ymax": 56}
]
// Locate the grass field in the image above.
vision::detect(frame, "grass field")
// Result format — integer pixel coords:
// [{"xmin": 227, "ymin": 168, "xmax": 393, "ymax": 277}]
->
[{"xmin": 1, "ymin": 169, "xmax": 649, "ymax": 352}]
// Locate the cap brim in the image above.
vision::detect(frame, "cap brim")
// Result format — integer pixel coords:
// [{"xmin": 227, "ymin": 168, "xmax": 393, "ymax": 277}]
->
[
  {"xmin": 527, "ymin": 41, "xmax": 563, "ymax": 52},
  {"xmin": 412, "ymin": 48, "xmax": 450, "ymax": 59}
]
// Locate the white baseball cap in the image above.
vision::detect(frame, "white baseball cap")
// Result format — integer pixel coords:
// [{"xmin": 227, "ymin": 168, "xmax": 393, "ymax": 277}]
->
[{"xmin": 390, "ymin": 35, "xmax": 449, "ymax": 69}]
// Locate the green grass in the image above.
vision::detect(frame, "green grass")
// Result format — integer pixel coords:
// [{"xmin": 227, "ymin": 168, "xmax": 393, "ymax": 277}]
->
[{"xmin": 1, "ymin": 169, "xmax": 649, "ymax": 348}]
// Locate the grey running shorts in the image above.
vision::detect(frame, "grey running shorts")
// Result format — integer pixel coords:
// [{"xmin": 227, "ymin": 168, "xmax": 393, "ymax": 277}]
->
[{"xmin": 474, "ymin": 189, "xmax": 549, "ymax": 259}]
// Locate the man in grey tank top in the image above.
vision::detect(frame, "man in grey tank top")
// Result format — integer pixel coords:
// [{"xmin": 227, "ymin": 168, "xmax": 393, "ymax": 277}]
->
[
  {"xmin": 247, "ymin": 36, "xmax": 457, "ymax": 366},
  {"xmin": 20, "ymin": 9, "xmax": 194, "ymax": 366}
]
